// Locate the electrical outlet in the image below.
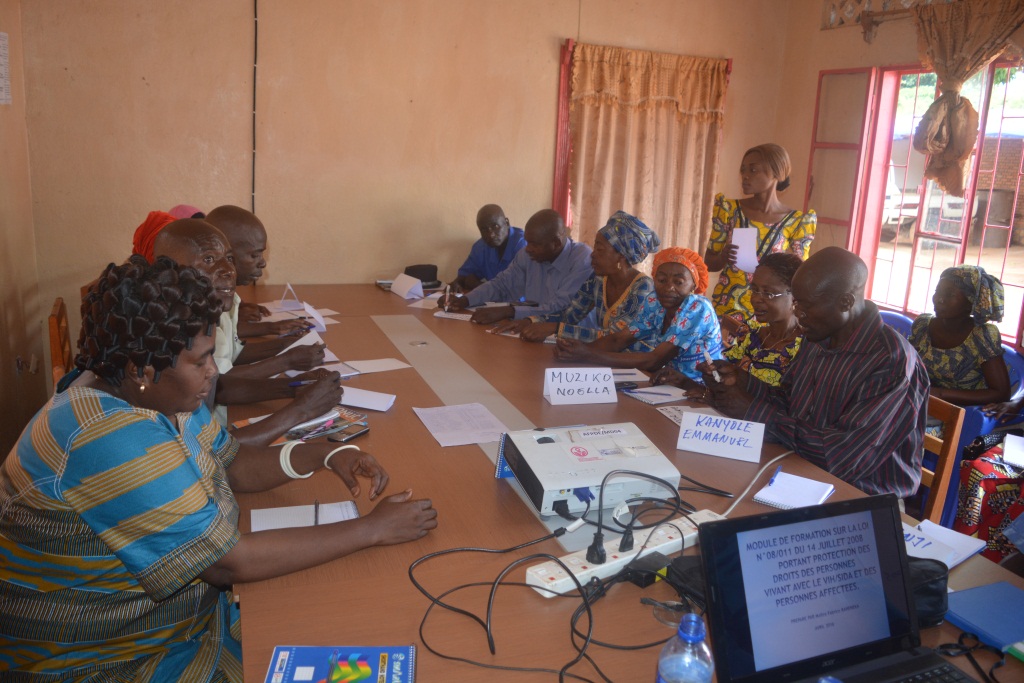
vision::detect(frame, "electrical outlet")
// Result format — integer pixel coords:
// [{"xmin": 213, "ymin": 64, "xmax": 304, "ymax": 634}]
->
[
  {"xmin": 29, "ymin": 354, "xmax": 39, "ymax": 374},
  {"xmin": 525, "ymin": 509, "xmax": 725, "ymax": 598}
]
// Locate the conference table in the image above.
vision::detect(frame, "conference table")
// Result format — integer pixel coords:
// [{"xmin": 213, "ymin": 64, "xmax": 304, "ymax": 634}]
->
[{"xmin": 233, "ymin": 284, "xmax": 1023, "ymax": 682}]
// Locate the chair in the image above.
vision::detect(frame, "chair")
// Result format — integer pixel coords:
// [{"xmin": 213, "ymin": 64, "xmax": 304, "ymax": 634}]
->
[
  {"xmin": 48, "ymin": 297, "xmax": 73, "ymax": 389},
  {"xmin": 879, "ymin": 310, "xmax": 914, "ymax": 339},
  {"xmin": 921, "ymin": 396, "xmax": 965, "ymax": 525}
]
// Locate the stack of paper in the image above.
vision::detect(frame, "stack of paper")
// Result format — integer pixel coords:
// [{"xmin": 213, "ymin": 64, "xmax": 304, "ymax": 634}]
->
[
  {"xmin": 411, "ymin": 403, "xmax": 508, "ymax": 447},
  {"xmin": 902, "ymin": 520, "xmax": 986, "ymax": 568}
]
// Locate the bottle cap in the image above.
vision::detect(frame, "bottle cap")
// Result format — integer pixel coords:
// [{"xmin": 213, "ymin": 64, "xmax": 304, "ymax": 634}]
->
[{"xmin": 677, "ymin": 612, "xmax": 706, "ymax": 643}]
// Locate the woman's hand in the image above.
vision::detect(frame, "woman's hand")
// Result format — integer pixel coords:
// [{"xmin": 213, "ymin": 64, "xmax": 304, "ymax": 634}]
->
[
  {"xmin": 282, "ymin": 342, "xmax": 327, "ymax": 370},
  {"xmin": 704, "ymin": 244, "xmax": 738, "ymax": 271},
  {"xmin": 366, "ymin": 490, "xmax": 438, "ymax": 545},
  {"xmin": 981, "ymin": 397, "xmax": 1023, "ymax": 423},
  {"xmin": 325, "ymin": 448, "xmax": 389, "ymax": 500},
  {"xmin": 491, "ymin": 318, "xmax": 532, "ymax": 335},
  {"xmin": 293, "ymin": 372, "xmax": 343, "ymax": 416},
  {"xmin": 521, "ymin": 322, "xmax": 559, "ymax": 342},
  {"xmin": 555, "ymin": 337, "xmax": 595, "ymax": 362}
]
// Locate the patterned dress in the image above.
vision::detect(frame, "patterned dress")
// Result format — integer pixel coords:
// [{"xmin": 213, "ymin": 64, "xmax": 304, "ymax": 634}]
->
[
  {"xmin": 535, "ymin": 273, "xmax": 657, "ymax": 350},
  {"xmin": 724, "ymin": 321, "xmax": 803, "ymax": 387},
  {"xmin": 627, "ymin": 294, "xmax": 723, "ymax": 379},
  {"xmin": 0, "ymin": 386, "xmax": 243, "ymax": 682},
  {"xmin": 706, "ymin": 193, "xmax": 816, "ymax": 322},
  {"xmin": 909, "ymin": 314, "xmax": 1003, "ymax": 390}
]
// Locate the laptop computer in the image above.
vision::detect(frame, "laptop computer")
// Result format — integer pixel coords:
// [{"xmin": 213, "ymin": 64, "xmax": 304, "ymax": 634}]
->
[{"xmin": 698, "ymin": 494, "xmax": 974, "ymax": 683}]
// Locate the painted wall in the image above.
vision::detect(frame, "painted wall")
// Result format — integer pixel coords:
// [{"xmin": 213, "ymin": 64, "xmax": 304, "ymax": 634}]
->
[{"xmin": 0, "ymin": 0, "xmax": 46, "ymax": 455}]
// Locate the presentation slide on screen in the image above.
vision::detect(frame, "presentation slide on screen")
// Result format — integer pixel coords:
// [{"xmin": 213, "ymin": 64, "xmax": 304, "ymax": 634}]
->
[{"xmin": 737, "ymin": 511, "xmax": 890, "ymax": 671}]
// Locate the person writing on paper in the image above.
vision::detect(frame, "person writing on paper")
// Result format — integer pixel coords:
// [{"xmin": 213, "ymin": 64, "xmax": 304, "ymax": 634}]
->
[
  {"xmin": 501, "ymin": 211, "xmax": 661, "ymax": 345},
  {"xmin": 909, "ymin": 265, "xmax": 1010, "ymax": 407},
  {"xmin": 153, "ymin": 220, "xmax": 341, "ymax": 445},
  {"xmin": 449, "ymin": 204, "xmax": 526, "ymax": 293},
  {"xmin": 655, "ymin": 253, "xmax": 804, "ymax": 393},
  {"xmin": 0, "ymin": 257, "xmax": 437, "ymax": 682},
  {"xmin": 555, "ymin": 247, "xmax": 722, "ymax": 378},
  {"xmin": 702, "ymin": 247, "xmax": 929, "ymax": 499},
  {"xmin": 205, "ymin": 204, "xmax": 309, "ymax": 333},
  {"xmin": 437, "ymin": 209, "xmax": 593, "ymax": 324},
  {"xmin": 704, "ymin": 143, "xmax": 816, "ymax": 342}
]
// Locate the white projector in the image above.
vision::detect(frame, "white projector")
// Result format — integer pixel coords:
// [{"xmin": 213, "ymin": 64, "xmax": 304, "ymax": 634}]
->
[{"xmin": 498, "ymin": 422, "xmax": 681, "ymax": 516}]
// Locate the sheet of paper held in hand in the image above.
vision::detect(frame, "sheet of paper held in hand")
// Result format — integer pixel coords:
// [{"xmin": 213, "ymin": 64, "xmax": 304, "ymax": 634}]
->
[
  {"xmin": 731, "ymin": 227, "xmax": 760, "ymax": 274},
  {"xmin": 277, "ymin": 330, "xmax": 340, "ymax": 364},
  {"xmin": 343, "ymin": 358, "xmax": 412, "ymax": 374},
  {"xmin": 412, "ymin": 403, "xmax": 510, "ymax": 447}
]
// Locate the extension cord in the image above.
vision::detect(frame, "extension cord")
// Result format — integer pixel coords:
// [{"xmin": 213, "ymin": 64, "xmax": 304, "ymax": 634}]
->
[{"xmin": 526, "ymin": 509, "xmax": 725, "ymax": 598}]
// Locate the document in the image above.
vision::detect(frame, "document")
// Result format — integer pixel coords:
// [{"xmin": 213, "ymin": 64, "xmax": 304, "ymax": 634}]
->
[
  {"xmin": 657, "ymin": 404, "xmax": 723, "ymax": 425},
  {"xmin": 251, "ymin": 501, "xmax": 359, "ymax": 532},
  {"xmin": 340, "ymin": 386, "xmax": 396, "ymax": 411},
  {"xmin": 412, "ymin": 403, "xmax": 509, "ymax": 447},
  {"xmin": 343, "ymin": 358, "xmax": 412, "ymax": 374},
  {"xmin": 903, "ymin": 520, "xmax": 985, "ymax": 568},
  {"xmin": 732, "ymin": 227, "xmax": 760, "ymax": 274},
  {"xmin": 611, "ymin": 368, "xmax": 649, "ymax": 382},
  {"xmin": 282, "ymin": 361, "xmax": 359, "ymax": 378},
  {"xmin": 1003, "ymin": 433, "xmax": 1024, "ymax": 468},
  {"xmin": 407, "ymin": 292, "xmax": 443, "ymax": 309},
  {"xmin": 278, "ymin": 330, "xmax": 339, "ymax": 364}
]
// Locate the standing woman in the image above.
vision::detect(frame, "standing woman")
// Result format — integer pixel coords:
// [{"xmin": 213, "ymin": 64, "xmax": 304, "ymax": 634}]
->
[
  {"xmin": 910, "ymin": 265, "xmax": 1010, "ymax": 406},
  {"xmin": 504, "ymin": 211, "xmax": 661, "ymax": 346},
  {"xmin": 0, "ymin": 257, "xmax": 436, "ymax": 681},
  {"xmin": 704, "ymin": 143, "xmax": 816, "ymax": 338}
]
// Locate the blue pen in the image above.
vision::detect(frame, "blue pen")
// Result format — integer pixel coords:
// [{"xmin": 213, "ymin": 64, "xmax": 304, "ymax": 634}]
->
[
  {"xmin": 289, "ymin": 379, "xmax": 317, "ymax": 387},
  {"xmin": 768, "ymin": 465, "xmax": 782, "ymax": 485}
]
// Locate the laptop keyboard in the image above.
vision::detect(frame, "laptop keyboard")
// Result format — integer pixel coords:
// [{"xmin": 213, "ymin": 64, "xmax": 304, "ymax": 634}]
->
[{"xmin": 887, "ymin": 662, "xmax": 975, "ymax": 683}]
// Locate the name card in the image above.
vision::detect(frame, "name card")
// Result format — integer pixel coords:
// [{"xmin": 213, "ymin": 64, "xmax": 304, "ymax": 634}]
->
[
  {"xmin": 676, "ymin": 411, "xmax": 764, "ymax": 462},
  {"xmin": 277, "ymin": 282, "xmax": 304, "ymax": 310},
  {"xmin": 390, "ymin": 273, "xmax": 424, "ymax": 300},
  {"xmin": 543, "ymin": 367, "xmax": 616, "ymax": 405}
]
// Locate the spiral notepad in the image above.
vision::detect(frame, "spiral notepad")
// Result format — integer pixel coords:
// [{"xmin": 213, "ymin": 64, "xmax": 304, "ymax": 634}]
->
[{"xmin": 752, "ymin": 472, "xmax": 834, "ymax": 510}]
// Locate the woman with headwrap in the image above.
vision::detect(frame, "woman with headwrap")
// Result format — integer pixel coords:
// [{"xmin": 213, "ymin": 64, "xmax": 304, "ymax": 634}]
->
[
  {"xmin": 555, "ymin": 246, "xmax": 722, "ymax": 378},
  {"xmin": 909, "ymin": 265, "xmax": 1010, "ymax": 406},
  {"xmin": 654, "ymin": 252, "xmax": 802, "ymax": 395},
  {"xmin": 0, "ymin": 256, "xmax": 437, "ymax": 681},
  {"xmin": 511, "ymin": 211, "xmax": 662, "ymax": 346},
  {"xmin": 704, "ymin": 143, "xmax": 816, "ymax": 340}
]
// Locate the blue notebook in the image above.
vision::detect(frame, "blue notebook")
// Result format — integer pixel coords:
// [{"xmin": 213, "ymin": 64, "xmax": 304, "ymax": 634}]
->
[
  {"xmin": 264, "ymin": 645, "xmax": 416, "ymax": 682},
  {"xmin": 946, "ymin": 581, "xmax": 1024, "ymax": 652}
]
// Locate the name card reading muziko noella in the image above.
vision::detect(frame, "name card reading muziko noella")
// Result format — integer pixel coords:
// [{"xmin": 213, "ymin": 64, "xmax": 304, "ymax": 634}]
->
[
  {"xmin": 676, "ymin": 410, "xmax": 764, "ymax": 462},
  {"xmin": 543, "ymin": 367, "xmax": 617, "ymax": 405}
]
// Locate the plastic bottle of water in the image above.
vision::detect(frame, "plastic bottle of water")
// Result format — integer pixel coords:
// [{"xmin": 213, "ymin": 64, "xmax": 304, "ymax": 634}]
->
[{"xmin": 655, "ymin": 612, "xmax": 714, "ymax": 683}]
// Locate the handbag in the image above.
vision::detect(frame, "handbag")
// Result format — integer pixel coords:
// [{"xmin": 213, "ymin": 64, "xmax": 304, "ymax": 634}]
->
[{"xmin": 907, "ymin": 557, "xmax": 949, "ymax": 628}]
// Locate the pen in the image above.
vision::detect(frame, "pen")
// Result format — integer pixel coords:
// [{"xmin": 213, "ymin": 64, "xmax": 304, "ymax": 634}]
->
[
  {"xmin": 314, "ymin": 499, "xmax": 319, "ymax": 526},
  {"xmin": 289, "ymin": 379, "xmax": 317, "ymax": 387},
  {"xmin": 768, "ymin": 466, "xmax": 782, "ymax": 486},
  {"xmin": 626, "ymin": 389, "xmax": 673, "ymax": 397},
  {"xmin": 701, "ymin": 345, "xmax": 721, "ymax": 383},
  {"xmin": 443, "ymin": 285, "xmax": 451, "ymax": 312},
  {"xmin": 278, "ymin": 325, "xmax": 314, "ymax": 338}
]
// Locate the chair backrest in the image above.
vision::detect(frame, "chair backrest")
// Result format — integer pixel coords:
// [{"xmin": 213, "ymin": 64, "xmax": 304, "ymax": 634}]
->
[
  {"xmin": 879, "ymin": 310, "xmax": 914, "ymax": 339},
  {"xmin": 1002, "ymin": 344, "xmax": 1024, "ymax": 398},
  {"xmin": 921, "ymin": 395, "xmax": 965, "ymax": 524},
  {"xmin": 48, "ymin": 297, "xmax": 73, "ymax": 388}
]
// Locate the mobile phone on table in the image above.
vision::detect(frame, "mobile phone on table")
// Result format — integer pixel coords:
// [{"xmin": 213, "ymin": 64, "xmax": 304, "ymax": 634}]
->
[{"xmin": 327, "ymin": 422, "xmax": 370, "ymax": 443}]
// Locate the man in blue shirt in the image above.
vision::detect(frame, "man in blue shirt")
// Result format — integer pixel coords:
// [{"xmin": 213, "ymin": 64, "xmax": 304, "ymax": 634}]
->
[
  {"xmin": 441, "ymin": 209, "xmax": 593, "ymax": 325},
  {"xmin": 450, "ymin": 204, "xmax": 526, "ymax": 292}
]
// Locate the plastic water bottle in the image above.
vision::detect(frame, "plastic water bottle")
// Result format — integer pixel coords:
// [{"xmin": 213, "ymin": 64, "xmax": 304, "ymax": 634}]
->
[{"xmin": 655, "ymin": 612, "xmax": 714, "ymax": 683}]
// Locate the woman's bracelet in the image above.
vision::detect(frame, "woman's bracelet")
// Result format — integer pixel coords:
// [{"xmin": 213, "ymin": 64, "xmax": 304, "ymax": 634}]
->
[
  {"xmin": 324, "ymin": 444, "xmax": 359, "ymax": 470},
  {"xmin": 280, "ymin": 441, "xmax": 313, "ymax": 479}
]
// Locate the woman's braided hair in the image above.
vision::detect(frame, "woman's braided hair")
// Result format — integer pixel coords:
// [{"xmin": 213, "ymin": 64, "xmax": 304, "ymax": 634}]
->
[{"xmin": 76, "ymin": 255, "xmax": 223, "ymax": 385}]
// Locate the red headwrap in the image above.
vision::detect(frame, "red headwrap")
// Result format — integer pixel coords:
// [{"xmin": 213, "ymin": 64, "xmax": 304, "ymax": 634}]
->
[
  {"xmin": 132, "ymin": 211, "xmax": 177, "ymax": 263},
  {"xmin": 653, "ymin": 247, "xmax": 709, "ymax": 295}
]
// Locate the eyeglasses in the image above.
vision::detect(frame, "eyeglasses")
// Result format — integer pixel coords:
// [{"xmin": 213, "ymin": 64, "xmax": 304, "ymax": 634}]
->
[
  {"xmin": 936, "ymin": 632, "xmax": 1005, "ymax": 682},
  {"xmin": 749, "ymin": 287, "xmax": 791, "ymax": 301}
]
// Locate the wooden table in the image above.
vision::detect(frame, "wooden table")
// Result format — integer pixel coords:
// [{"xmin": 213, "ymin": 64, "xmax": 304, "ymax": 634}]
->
[{"xmin": 234, "ymin": 285, "xmax": 1022, "ymax": 682}]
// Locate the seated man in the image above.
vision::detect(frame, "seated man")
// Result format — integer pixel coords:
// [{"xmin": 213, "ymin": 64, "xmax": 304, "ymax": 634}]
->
[
  {"xmin": 439, "ymin": 209, "xmax": 593, "ymax": 325},
  {"xmin": 205, "ymin": 204, "xmax": 309, "ymax": 334},
  {"xmin": 153, "ymin": 219, "xmax": 342, "ymax": 445},
  {"xmin": 703, "ymin": 246, "xmax": 929, "ymax": 499},
  {"xmin": 450, "ymin": 204, "xmax": 526, "ymax": 292}
]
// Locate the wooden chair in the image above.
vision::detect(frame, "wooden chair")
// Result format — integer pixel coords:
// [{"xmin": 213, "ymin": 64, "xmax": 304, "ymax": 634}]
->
[
  {"xmin": 921, "ymin": 396, "xmax": 965, "ymax": 525},
  {"xmin": 48, "ymin": 297, "xmax": 73, "ymax": 389}
]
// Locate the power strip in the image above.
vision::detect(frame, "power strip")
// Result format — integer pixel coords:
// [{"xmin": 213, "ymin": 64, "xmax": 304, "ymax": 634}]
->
[{"xmin": 526, "ymin": 508, "xmax": 725, "ymax": 598}]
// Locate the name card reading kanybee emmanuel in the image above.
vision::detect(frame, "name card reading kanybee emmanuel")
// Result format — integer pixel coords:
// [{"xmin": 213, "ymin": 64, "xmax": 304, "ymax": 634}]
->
[
  {"xmin": 676, "ymin": 411, "xmax": 764, "ymax": 462},
  {"xmin": 543, "ymin": 367, "xmax": 617, "ymax": 405}
]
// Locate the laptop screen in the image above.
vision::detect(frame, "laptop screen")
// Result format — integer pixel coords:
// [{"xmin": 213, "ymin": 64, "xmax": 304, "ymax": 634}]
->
[{"xmin": 699, "ymin": 495, "xmax": 919, "ymax": 683}]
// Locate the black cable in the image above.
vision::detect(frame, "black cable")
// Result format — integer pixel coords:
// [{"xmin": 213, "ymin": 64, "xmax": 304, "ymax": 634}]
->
[
  {"xmin": 251, "ymin": 0, "xmax": 258, "ymax": 213},
  {"xmin": 677, "ymin": 470, "xmax": 734, "ymax": 498}
]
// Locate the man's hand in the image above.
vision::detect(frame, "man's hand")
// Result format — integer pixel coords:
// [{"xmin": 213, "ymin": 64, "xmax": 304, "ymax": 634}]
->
[
  {"xmin": 323, "ymin": 448, "xmax": 388, "ymax": 500},
  {"xmin": 701, "ymin": 361, "xmax": 752, "ymax": 417},
  {"xmin": 471, "ymin": 305, "xmax": 514, "ymax": 325},
  {"xmin": 239, "ymin": 302, "xmax": 271, "ymax": 322},
  {"xmin": 451, "ymin": 275, "xmax": 482, "ymax": 292},
  {"xmin": 366, "ymin": 490, "xmax": 438, "ymax": 545},
  {"xmin": 281, "ymin": 342, "xmax": 327, "ymax": 371},
  {"xmin": 267, "ymin": 320, "xmax": 313, "ymax": 337},
  {"xmin": 437, "ymin": 294, "xmax": 470, "ymax": 312}
]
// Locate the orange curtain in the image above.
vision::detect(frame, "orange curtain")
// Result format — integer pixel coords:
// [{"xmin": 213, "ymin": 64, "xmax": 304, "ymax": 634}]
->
[
  {"xmin": 911, "ymin": 0, "xmax": 1024, "ymax": 197},
  {"xmin": 569, "ymin": 43, "xmax": 729, "ymax": 256}
]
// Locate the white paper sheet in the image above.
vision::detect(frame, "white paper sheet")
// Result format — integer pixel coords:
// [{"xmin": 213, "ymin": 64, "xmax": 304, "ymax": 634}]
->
[
  {"xmin": 906, "ymin": 520, "xmax": 986, "ymax": 568},
  {"xmin": 340, "ymin": 386, "xmax": 396, "ymax": 412},
  {"xmin": 390, "ymin": 273, "xmax": 424, "ymax": 299},
  {"xmin": 343, "ymin": 358, "xmax": 411, "ymax": 374},
  {"xmin": 732, "ymin": 227, "xmax": 760, "ymax": 274},
  {"xmin": 282, "ymin": 361, "xmax": 360, "ymax": 378},
  {"xmin": 251, "ymin": 501, "xmax": 359, "ymax": 531},
  {"xmin": 1003, "ymin": 433, "xmax": 1024, "ymax": 468},
  {"xmin": 278, "ymin": 330, "xmax": 339, "ymax": 364},
  {"xmin": 611, "ymin": 368, "xmax": 649, "ymax": 382},
  {"xmin": 622, "ymin": 385, "xmax": 688, "ymax": 405},
  {"xmin": 407, "ymin": 293, "xmax": 443, "ymax": 309},
  {"xmin": 412, "ymin": 403, "xmax": 509, "ymax": 447},
  {"xmin": 657, "ymin": 404, "xmax": 723, "ymax": 425}
]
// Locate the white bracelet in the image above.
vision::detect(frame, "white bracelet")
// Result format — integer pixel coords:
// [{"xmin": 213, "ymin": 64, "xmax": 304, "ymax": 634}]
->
[
  {"xmin": 324, "ymin": 444, "xmax": 359, "ymax": 470},
  {"xmin": 280, "ymin": 441, "xmax": 313, "ymax": 479}
]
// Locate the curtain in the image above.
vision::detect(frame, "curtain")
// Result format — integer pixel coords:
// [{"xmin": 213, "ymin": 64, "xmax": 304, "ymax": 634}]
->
[
  {"xmin": 569, "ymin": 43, "xmax": 729, "ymax": 257},
  {"xmin": 911, "ymin": 0, "xmax": 1024, "ymax": 197}
]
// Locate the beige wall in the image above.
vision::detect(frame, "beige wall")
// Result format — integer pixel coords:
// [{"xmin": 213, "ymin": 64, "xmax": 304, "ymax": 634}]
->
[{"xmin": 0, "ymin": 0, "xmax": 45, "ymax": 455}]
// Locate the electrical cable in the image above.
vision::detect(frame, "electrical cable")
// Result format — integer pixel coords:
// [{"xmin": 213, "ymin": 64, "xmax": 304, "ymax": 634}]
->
[{"xmin": 721, "ymin": 450, "xmax": 794, "ymax": 517}]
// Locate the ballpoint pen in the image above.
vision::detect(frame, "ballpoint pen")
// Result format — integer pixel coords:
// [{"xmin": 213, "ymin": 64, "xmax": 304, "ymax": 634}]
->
[
  {"xmin": 626, "ymin": 389, "xmax": 673, "ymax": 397},
  {"xmin": 768, "ymin": 465, "xmax": 782, "ymax": 486},
  {"xmin": 701, "ymin": 345, "xmax": 721, "ymax": 383},
  {"xmin": 288, "ymin": 379, "xmax": 317, "ymax": 387},
  {"xmin": 314, "ymin": 499, "xmax": 319, "ymax": 526},
  {"xmin": 443, "ymin": 285, "xmax": 451, "ymax": 312}
]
